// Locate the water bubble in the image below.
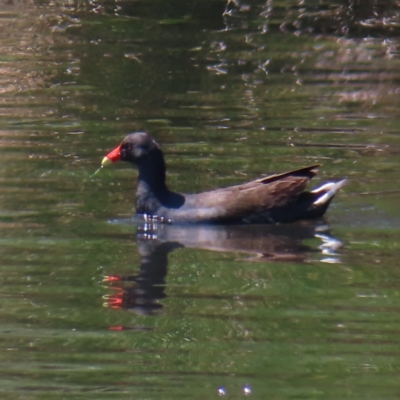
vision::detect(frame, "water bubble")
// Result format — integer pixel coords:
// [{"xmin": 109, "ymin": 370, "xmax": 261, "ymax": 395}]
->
[
  {"xmin": 243, "ymin": 385, "xmax": 252, "ymax": 395},
  {"xmin": 218, "ymin": 387, "xmax": 226, "ymax": 396}
]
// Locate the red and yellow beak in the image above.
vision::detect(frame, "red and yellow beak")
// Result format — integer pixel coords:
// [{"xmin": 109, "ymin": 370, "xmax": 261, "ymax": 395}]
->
[{"xmin": 102, "ymin": 143, "xmax": 122, "ymax": 166}]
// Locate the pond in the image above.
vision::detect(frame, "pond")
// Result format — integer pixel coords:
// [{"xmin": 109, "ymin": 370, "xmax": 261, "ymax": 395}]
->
[{"xmin": 1, "ymin": 0, "xmax": 400, "ymax": 398}]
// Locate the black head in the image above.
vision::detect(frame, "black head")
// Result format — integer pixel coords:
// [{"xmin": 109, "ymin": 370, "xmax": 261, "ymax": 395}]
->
[
  {"xmin": 120, "ymin": 132, "xmax": 161, "ymax": 163},
  {"xmin": 103, "ymin": 132, "xmax": 162, "ymax": 166}
]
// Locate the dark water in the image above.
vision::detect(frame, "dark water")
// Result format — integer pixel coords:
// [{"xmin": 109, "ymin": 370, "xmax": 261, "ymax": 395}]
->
[{"xmin": 1, "ymin": 0, "xmax": 400, "ymax": 398}]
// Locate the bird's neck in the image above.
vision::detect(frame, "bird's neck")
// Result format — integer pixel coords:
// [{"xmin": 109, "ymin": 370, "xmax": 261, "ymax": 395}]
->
[{"xmin": 135, "ymin": 155, "xmax": 169, "ymax": 214}]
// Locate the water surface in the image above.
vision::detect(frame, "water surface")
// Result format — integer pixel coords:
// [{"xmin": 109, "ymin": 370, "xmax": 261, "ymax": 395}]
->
[{"xmin": 1, "ymin": 0, "xmax": 400, "ymax": 399}]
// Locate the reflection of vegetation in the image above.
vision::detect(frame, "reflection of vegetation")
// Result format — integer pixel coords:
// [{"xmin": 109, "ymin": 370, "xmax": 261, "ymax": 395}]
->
[
  {"xmin": 225, "ymin": 0, "xmax": 400, "ymax": 36},
  {"xmin": 21, "ymin": 0, "xmax": 400, "ymax": 37}
]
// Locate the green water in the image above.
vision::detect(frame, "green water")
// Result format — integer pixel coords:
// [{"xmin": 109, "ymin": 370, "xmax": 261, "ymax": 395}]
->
[{"xmin": 1, "ymin": 0, "xmax": 400, "ymax": 398}]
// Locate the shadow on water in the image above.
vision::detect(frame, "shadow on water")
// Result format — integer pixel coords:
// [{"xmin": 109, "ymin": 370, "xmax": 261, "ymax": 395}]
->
[{"xmin": 102, "ymin": 220, "xmax": 343, "ymax": 317}]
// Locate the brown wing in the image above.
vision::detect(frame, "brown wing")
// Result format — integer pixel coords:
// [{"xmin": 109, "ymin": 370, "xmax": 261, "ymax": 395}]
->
[{"xmin": 183, "ymin": 165, "xmax": 319, "ymax": 220}]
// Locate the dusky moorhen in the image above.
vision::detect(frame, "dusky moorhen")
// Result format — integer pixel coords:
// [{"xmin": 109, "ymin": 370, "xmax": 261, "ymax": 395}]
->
[{"xmin": 102, "ymin": 132, "xmax": 347, "ymax": 224}]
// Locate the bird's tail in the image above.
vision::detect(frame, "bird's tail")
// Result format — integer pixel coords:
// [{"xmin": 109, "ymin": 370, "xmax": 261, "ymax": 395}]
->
[{"xmin": 312, "ymin": 179, "xmax": 348, "ymax": 207}]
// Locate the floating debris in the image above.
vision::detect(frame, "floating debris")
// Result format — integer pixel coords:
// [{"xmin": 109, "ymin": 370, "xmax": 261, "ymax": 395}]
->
[{"xmin": 90, "ymin": 165, "xmax": 103, "ymax": 178}]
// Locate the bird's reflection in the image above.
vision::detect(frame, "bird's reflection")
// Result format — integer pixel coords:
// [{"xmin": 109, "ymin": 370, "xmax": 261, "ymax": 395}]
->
[{"xmin": 104, "ymin": 221, "xmax": 343, "ymax": 316}]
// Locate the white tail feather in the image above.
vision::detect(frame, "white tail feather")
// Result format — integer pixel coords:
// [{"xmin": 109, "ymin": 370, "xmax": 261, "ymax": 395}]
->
[{"xmin": 312, "ymin": 179, "xmax": 348, "ymax": 206}]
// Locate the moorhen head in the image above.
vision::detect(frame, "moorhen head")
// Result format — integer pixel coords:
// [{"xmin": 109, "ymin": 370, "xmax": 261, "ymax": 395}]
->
[{"xmin": 102, "ymin": 132, "xmax": 347, "ymax": 224}]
